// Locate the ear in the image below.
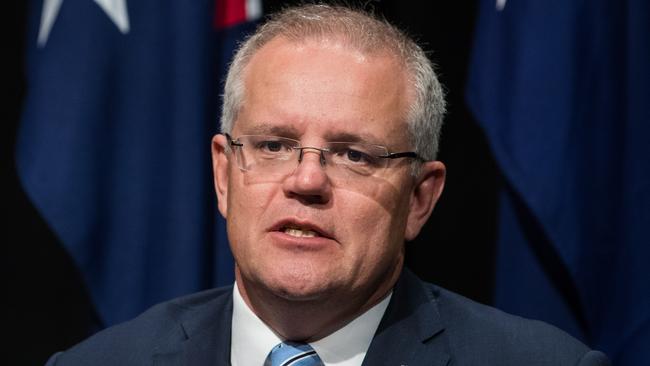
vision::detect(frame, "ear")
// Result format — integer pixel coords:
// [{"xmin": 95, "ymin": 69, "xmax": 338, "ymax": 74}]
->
[
  {"xmin": 212, "ymin": 134, "xmax": 230, "ymax": 219},
  {"xmin": 404, "ymin": 161, "xmax": 446, "ymax": 241}
]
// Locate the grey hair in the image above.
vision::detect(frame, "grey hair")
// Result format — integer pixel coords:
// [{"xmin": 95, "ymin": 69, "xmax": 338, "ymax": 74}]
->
[{"xmin": 220, "ymin": 4, "xmax": 446, "ymax": 164}]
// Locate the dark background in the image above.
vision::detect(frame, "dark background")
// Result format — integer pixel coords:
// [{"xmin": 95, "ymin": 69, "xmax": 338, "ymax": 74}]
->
[{"xmin": 5, "ymin": 1, "xmax": 501, "ymax": 364}]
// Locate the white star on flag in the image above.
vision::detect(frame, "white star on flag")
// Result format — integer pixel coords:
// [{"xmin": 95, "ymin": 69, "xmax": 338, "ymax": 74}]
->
[
  {"xmin": 496, "ymin": 0, "xmax": 507, "ymax": 11},
  {"xmin": 38, "ymin": 0, "xmax": 130, "ymax": 47},
  {"xmin": 246, "ymin": 0, "xmax": 263, "ymax": 21}
]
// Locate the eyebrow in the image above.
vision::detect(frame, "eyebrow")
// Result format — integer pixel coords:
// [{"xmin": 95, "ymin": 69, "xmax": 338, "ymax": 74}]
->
[
  {"xmin": 244, "ymin": 123, "xmax": 301, "ymax": 139},
  {"xmin": 243, "ymin": 123, "xmax": 384, "ymax": 145},
  {"xmin": 323, "ymin": 131, "xmax": 382, "ymax": 145}
]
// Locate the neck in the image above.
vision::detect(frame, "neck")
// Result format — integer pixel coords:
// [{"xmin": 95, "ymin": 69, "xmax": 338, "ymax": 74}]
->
[{"xmin": 235, "ymin": 262, "xmax": 402, "ymax": 342}]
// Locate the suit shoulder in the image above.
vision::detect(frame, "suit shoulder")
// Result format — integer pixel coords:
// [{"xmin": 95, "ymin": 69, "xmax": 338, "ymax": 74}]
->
[
  {"xmin": 427, "ymin": 283, "xmax": 608, "ymax": 365},
  {"xmin": 49, "ymin": 286, "xmax": 232, "ymax": 366}
]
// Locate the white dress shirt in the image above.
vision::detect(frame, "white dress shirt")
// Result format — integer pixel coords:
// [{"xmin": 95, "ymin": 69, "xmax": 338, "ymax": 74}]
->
[{"xmin": 230, "ymin": 283, "xmax": 392, "ymax": 366}]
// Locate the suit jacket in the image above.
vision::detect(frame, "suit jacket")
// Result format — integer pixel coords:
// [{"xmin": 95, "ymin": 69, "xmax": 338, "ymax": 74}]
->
[{"xmin": 46, "ymin": 269, "xmax": 610, "ymax": 365}]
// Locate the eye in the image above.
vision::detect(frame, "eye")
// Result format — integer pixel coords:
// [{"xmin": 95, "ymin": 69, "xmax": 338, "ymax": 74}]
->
[
  {"xmin": 262, "ymin": 141, "xmax": 283, "ymax": 152},
  {"xmin": 330, "ymin": 145, "xmax": 378, "ymax": 166},
  {"xmin": 346, "ymin": 149, "xmax": 369, "ymax": 163},
  {"xmin": 255, "ymin": 140, "xmax": 292, "ymax": 153}
]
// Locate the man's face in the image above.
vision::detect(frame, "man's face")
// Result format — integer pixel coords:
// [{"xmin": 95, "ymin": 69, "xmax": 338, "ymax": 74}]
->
[{"xmin": 213, "ymin": 37, "xmax": 444, "ymax": 305}]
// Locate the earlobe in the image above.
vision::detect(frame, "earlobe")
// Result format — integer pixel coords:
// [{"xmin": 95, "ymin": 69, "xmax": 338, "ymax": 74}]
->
[
  {"xmin": 405, "ymin": 161, "xmax": 446, "ymax": 240},
  {"xmin": 212, "ymin": 134, "xmax": 230, "ymax": 219}
]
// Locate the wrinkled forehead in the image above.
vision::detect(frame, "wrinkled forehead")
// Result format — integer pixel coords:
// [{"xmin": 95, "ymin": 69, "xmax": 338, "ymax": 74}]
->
[
  {"xmin": 236, "ymin": 36, "xmax": 413, "ymax": 146},
  {"xmin": 246, "ymin": 33, "xmax": 410, "ymax": 77}
]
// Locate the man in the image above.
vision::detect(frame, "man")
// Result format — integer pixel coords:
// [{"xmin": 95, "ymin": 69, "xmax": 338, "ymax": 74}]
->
[{"xmin": 46, "ymin": 4, "xmax": 610, "ymax": 365}]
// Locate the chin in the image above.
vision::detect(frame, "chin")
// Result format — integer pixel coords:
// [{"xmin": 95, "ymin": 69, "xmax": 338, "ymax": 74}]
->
[{"xmin": 265, "ymin": 268, "xmax": 339, "ymax": 302}]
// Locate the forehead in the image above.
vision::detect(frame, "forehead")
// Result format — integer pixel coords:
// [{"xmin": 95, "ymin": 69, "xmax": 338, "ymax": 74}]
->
[{"xmin": 236, "ymin": 36, "xmax": 412, "ymax": 145}]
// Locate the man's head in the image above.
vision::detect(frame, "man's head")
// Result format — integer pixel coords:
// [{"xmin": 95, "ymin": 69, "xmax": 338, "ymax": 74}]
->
[
  {"xmin": 221, "ymin": 4, "xmax": 446, "ymax": 163},
  {"xmin": 211, "ymin": 4, "xmax": 446, "ymax": 336}
]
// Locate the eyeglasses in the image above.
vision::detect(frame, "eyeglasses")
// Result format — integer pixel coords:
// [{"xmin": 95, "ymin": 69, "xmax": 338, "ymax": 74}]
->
[{"xmin": 225, "ymin": 133, "xmax": 422, "ymax": 179}]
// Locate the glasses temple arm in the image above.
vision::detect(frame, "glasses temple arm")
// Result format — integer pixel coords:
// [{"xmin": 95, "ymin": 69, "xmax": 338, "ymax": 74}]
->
[{"xmin": 379, "ymin": 151, "xmax": 422, "ymax": 160}]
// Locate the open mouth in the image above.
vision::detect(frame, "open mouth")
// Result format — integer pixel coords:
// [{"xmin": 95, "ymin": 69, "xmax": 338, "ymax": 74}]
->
[
  {"xmin": 281, "ymin": 226, "xmax": 320, "ymax": 238},
  {"xmin": 271, "ymin": 219, "xmax": 332, "ymax": 240}
]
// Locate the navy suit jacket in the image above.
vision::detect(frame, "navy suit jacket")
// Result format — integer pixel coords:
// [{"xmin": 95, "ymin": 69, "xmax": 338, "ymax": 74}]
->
[{"xmin": 46, "ymin": 269, "xmax": 610, "ymax": 365}]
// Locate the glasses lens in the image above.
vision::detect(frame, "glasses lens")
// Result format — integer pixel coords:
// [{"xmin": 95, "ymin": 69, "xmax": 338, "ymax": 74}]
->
[
  {"xmin": 234, "ymin": 135, "xmax": 298, "ymax": 173},
  {"xmin": 326, "ymin": 142, "xmax": 388, "ymax": 176}
]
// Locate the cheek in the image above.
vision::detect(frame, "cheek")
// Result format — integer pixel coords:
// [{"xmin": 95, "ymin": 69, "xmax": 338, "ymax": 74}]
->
[
  {"xmin": 342, "ymin": 181, "xmax": 410, "ymax": 226},
  {"xmin": 335, "ymin": 196, "xmax": 406, "ymax": 289},
  {"xmin": 228, "ymin": 171, "xmax": 281, "ymax": 218},
  {"xmin": 337, "ymin": 191, "xmax": 405, "ymax": 255},
  {"xmin": 226, "ymin": 178, "xmax": 279, "ymax": 255}
]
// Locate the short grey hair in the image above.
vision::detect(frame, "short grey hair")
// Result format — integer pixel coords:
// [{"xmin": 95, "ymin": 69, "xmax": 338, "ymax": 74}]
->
[{"xmin": 220, "ymin": 4, "xmax": 446, "ymax": 162}]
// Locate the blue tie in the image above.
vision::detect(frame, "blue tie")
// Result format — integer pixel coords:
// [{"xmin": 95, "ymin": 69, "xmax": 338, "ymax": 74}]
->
[{"xmin": 264, "ymin": 341, "xmax": 324, "ymax": 366}]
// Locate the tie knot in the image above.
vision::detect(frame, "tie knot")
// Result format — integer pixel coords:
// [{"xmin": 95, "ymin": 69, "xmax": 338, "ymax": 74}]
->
[{"xmin": 265, "ymin": 341, "xmax": 324, "ymax": 366}]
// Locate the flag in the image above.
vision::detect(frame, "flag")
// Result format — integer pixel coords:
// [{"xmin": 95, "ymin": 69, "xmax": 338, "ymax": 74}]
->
[
  {"xmin": 466, "ymin": 0, "xmax": 649, "ymax": 364},
  {"xmin": 17, "ymin": 0, "xmax": 260, "ymax": 328}
]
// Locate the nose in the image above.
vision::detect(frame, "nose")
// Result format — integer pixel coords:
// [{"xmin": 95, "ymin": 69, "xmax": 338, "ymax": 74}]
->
[{"xmin": 282, "ymin": 148, "xmax": 332, "ymax": 205}]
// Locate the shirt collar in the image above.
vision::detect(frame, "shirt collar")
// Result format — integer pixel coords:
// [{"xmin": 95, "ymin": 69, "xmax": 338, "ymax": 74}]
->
[{"xmin": 230, "ymin": 283, "xmax": 392, "ymax": 366}]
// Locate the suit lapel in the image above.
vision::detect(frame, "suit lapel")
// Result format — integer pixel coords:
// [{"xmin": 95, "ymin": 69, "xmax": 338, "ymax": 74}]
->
[
  {"xmin": 150, "ymin": 271, "xmax": 448, "ymax": 366},
  {"xmin": 153, "ymin": 289, "xmax": 233, "ymax": 366},
  {"xmin": 362, "ymin": 269, "xmax": 450, "ymax": 366}
]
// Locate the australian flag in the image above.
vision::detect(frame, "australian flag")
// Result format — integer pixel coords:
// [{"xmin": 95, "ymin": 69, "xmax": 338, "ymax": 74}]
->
[
  {"xmin": 467, "ymin": 0, "xmax": 650, "ymax": 364},
  {"xmin": 17, "ymin": 0, "xmax": 261, "ymax": 328}
]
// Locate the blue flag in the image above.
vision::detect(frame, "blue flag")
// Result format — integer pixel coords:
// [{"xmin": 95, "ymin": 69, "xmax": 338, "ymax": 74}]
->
[
  {"xmin": 17, "ymin": 0, "xmax": 259, "ymax": 327},
  {"xmin": 467, "ymin": 0, "xmax": 649, "ymax": 364}
]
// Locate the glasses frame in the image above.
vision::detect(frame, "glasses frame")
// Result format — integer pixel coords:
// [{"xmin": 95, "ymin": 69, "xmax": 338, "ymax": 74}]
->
[{"xmin": 224, "ymin": 133, "xmax": 424, "ymax": 174}]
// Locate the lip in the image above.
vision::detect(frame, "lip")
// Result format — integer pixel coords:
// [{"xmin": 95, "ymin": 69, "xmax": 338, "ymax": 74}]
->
[{"xmin": 268, "ymin": 218, "xmax": 334, "ymax": 240}]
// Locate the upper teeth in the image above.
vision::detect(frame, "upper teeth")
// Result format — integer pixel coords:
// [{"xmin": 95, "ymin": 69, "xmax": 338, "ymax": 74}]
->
[{"xmin": 283, "ymin": 227, "xmax": 318, "ymax": 238}]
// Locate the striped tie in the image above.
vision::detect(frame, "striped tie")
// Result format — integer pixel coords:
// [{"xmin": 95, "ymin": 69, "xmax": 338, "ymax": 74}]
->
[{"xmin": 264, "ymin": 341, "xmax": 324, "ymax": 366}]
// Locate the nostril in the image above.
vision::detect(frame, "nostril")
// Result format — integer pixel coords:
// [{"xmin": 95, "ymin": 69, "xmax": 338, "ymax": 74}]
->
[{"xmin": 288, "ymin": 192, "xmax": 327, "ymax": 205}]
